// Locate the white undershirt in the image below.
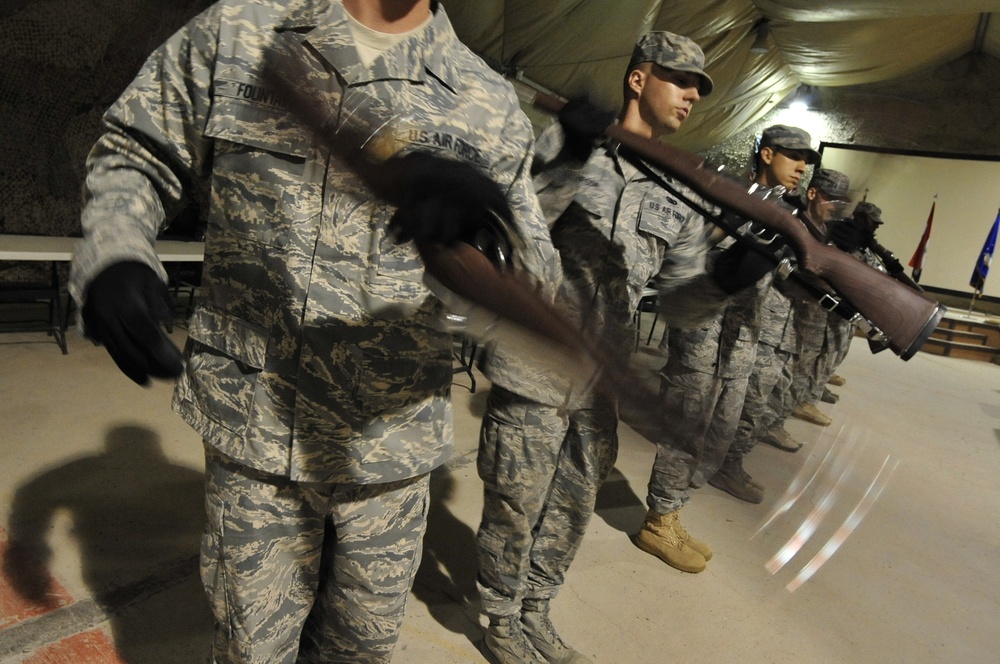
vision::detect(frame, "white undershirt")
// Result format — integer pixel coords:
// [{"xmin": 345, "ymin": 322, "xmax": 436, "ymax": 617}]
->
[{"xmin": 344, "ymin": 5, "xmax": 433, "ymax": 67}]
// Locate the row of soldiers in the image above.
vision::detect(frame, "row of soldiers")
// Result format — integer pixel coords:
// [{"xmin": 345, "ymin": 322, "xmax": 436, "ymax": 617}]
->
[
  {"xmin": 62, "ymin": 2, "xmax": 901, "ymax": 661},
  {"xmin": 472, "ymin": 32, "xmax": 898, "ymax": 664}
]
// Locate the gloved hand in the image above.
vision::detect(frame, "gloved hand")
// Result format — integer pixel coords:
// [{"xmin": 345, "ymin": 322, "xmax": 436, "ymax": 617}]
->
[
  {"xmin": 81, "ymin": 261, "xmax": 185, "ymax": 386},
  {"xmin": 711, "ymin": 239, "xmax": 780, "ymax": 294},
  {"xmin": 558, "ymin": 95, "xmax": 616, "ymax": 161},
  {"xmin": 828, "ymin": 217, "xmax": 872, "ymax": 252},
  {"xmin": 385, "ymin": 151, "xmax": 515, "ymax": 268}
]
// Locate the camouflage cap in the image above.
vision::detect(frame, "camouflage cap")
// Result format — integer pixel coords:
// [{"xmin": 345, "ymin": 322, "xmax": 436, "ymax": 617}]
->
[
  {"xmin": 628, "ymin": 31, "xmax": 714, "ymax": 96},
  {"xmin": 854, "ymin": 201, "xmax": 883, "ymax": 225},
  {"xmin": 809, "ymin": 168, "xmax": 850, "ymax": 200},
  {"xmin": 759, "ymin": 125, "xmax": 821, "ymax": 165}
]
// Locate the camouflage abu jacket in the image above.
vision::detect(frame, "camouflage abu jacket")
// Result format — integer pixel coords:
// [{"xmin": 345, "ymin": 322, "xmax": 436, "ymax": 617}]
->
[
  {"xmin": 70, "ymin": 0, "xmax": 558, "ymax": 483},
  {"xmin": 484, "ymin": 124, "xmax": 715, "ymax": 408}
]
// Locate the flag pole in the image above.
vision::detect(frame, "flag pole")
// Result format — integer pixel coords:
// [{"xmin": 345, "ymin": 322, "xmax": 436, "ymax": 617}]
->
[
  {"xmin": 968, "ymin": 205, "xmax": 1000, "ymax": 315},
  {"xmin": 909, "ymin": 193, "xmax": 937, "ymax": 284}
]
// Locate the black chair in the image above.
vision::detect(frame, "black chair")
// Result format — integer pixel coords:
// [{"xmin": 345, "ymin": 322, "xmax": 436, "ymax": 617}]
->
[
  {"xmin": 0, "ymin": 261, "xmax": 68, "ymax": 354},
  {"xmin": 634, "ymin": 286, "xmax": 658, "ymax": 351},
  {"xmin": 452, "ymin": 336, "xmax": 479, "ymax": 393}
]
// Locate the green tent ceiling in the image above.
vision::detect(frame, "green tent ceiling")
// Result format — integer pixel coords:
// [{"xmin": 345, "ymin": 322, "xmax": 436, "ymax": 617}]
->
[{"xmin": 441, "ymin": 1, "xmax": 1000, "ymax": 150}]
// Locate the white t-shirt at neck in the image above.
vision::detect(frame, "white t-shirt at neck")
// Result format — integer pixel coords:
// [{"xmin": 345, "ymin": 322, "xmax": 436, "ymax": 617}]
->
[{"xmin": 344, "ymin": 4, "xmax": 433, "ymax": 67}]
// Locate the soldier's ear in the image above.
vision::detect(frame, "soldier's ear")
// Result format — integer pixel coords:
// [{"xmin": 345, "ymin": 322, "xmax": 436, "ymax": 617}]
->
[
  {"xmin": 758, "ymin": 146, "xmax": 775, "ymax": 165},
  {"xmin": 627, "ymin": 68, "xmax": 647, "ymax": 97}
]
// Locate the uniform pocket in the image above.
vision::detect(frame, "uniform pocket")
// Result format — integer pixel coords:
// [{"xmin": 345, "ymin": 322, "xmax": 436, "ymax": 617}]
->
[
  {"xmin": 636, "ymin": 190, "xmax": 684, "ymax": 246},
  {"xmin": 205, "ymin": 79, "xmax": 314, "ymax": 248},
  {"xmin": 184, "ymin": 306, "xmax": 269, "ymax": 435},
  {"xmin": 200, "ymin": 490, "xmax": 232, "ymax": 643}
]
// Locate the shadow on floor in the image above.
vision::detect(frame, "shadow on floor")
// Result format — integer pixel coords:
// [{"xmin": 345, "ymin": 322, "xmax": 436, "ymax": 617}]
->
[
  {"xmin": 411, "ymin": 469, "xmax": 483, "ymax": 645},
  {"xmin": 593, "ymin": 467, "xmax": 645, "ymax": 534},
  {"xmin": 2, "ymin": 424, "xmax": 212, "ymax": 662}
]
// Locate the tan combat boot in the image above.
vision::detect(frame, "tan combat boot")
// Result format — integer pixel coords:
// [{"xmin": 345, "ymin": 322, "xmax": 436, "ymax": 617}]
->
[
  {"xmin": 521, "ymin": 599, "xmax": 591, "ymax": 663},
  {"xmin": 633, "ymin": 509, "xmax": 708, "ymax": 573},
  {"xmin": 481, "ymin": 614, "xmax": 545, "ymax": 664},
  {"xmin": 827, "ymin": 374, "xmax": 846, "ymax": 386},
  {"xmin": 761, "ymin": 426, "xmax": 803, "ymax": 452},
  {"xmin": 792, "ymin": 402, "xmax": 832, "ymax": 426},
  {"xmin": 708, "ymin": 458, "xmax": 764, "ymax": 504}
]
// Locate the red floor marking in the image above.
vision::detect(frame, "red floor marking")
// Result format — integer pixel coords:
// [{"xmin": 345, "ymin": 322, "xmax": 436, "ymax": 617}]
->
[
  {"xmin": 0, "ymin": 528, "xmax": 75, "ymax": 629},
  {"xmin": 23, "ymin": 629, "xmax": 127, "ymax": 664}
]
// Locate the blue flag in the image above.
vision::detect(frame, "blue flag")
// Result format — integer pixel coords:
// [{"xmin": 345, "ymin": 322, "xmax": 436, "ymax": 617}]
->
[{"xmin": 970, "ymin": 209, "xmax": 1000, "ymax": 294}]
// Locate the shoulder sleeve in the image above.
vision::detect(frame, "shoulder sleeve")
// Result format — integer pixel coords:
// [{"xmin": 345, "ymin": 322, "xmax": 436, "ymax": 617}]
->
[
  {"xmin": 70, "ymin": 3, "xmax": 223, "ymax": 304},
  {"xmin": 490, "ymin": 96, "xmax": 562, "ymax": 293}
]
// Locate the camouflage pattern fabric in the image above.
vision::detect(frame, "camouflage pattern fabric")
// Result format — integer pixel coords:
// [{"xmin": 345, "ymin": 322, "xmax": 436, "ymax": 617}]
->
[
  {"xmin": 665, "ymin": 235, "xmax": 770, "ymax": 378},
  {"xmin": 476, "ymin": 126, "xmax": 713, "ymax": 616},
  {"xmin": 202, "ymin": 445, "xmax": 429, "ymax": 663},
  {"xmin": 757, "ymin": 278, "xmax": 797, "ymax": 353},
  {"xmin": 475, "ymin": 386, "xmax": 618, "ymax": 616},
  {"xmin": 665, "ymin": 190, "xmax": 798, "ymax": 469},
  {"xmin": 69, "ymin": 1, "xmax": 558, "ymax": 660},
  {"xmin": 646, "ymin": 355, "xmax": 750, "ymax": 514},
  {"xmin": 628, "ymin": 31, "xmax": 714, "ymax": 95},
  {"xmin": 789, "ymin": 303, "xmax": 831, "ymax": 406},
  {"xmin": 484, "ymin": 125, "xmax": 713, "ymax": 408},
  {"xmin": 70, "ymin": 0, "xmax": 558, "ymax": 485},
  {"xmin": 727, "ymin": 343, "xmax": 795, "ymax": 459},
  {"xmin": 641, "ymin": 235, "xmax": 768, "ymax": 512}
]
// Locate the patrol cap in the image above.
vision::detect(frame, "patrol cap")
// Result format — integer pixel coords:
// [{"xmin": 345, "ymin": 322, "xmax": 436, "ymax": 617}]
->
[
  {"xmin": 628, "ymin": 31, "xmax": 714, "ymax": 96},
  {"xmin": 759, "ymin": 125, "xmax": 821, "ymax": 165},
  {"xmin": 808, "ymin": 168, "xmax": 850, "ymax": 201},
  {"xmin": 854, "ymin": 201, "xmax": 883, "ymax": 225}
]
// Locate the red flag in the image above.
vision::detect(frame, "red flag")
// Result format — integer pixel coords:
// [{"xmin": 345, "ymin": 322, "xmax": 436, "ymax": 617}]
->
[{"xmin": 908, "ymin": 200, "xmax": 935, "ymax": 283}]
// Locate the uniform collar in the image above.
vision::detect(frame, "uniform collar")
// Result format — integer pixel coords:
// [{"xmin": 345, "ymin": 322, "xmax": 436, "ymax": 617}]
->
[
  {"xmin": 606, "ymin": 141, "xmax": 651, "ymax": 184},
  {"xmin": 279, "ymin": 1, "xmax": 461, "ymax": 91}
]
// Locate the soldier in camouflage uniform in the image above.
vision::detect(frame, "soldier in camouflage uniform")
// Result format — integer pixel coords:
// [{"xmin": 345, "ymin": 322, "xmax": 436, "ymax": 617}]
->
[
  {"xmin": 475, "ymin": 32, "xmax": 733, "ymax": 664},
  {"xmin": 640, "ymin": 126, "xmax": 818, "ymax": 522},
  {"xmin": 784, "ymin": 169, "xmax": 852, "ymax": 427},
  {"xmin": 711, "ymin": 158, "xmax": 847, "ymax": 507},
  {"xmin": 69, "ymin": 1, "xmax": 558, "ymax": 662}
]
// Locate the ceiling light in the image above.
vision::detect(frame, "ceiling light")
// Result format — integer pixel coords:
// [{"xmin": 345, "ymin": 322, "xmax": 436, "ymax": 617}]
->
[{"xmin": 787, "ymin": 84, "xmax": 812, "ymax": 111}]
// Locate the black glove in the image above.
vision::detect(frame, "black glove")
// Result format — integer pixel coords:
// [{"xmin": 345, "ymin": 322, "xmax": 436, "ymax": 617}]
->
[
  {"xmin": 81, "ymin": 261, "xmax": 185, "ymax": 386},
  {"xmin": 558, "ymin": 95, "xmax": 616, "ymax": 161},
  {"xmin": 385, "ymin": 151, "xmax": 514, "ymax": 267},
  {"xmin": 828, "ymin": 217, "xmax": 872, "ymax": 252},
  {"xmin": 711, "ymin": 240, "xmax": 780, "ymax": 294}
]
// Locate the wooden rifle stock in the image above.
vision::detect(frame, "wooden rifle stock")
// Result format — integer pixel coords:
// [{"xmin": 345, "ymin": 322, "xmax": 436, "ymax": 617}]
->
[{"xmin": 528, "ymin": 88, "xmax": 945, "ymax": 359}]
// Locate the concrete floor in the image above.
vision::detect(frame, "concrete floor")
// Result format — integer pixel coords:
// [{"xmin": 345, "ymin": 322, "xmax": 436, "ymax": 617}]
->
[{"xmin": 1, "ymin": 317, "xmax": 999, "ymax": 663}]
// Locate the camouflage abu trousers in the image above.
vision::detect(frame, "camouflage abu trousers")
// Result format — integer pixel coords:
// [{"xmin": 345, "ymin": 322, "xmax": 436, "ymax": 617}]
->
[
  {"xmin": 790, "ymin": 342, "xmax": 827, "ymax": 407},
  {"xmin": 759, "ymin": 345, "xmax": 799, "ymax": 444},
  {"xmin": 819, "ymin": 325, "xmax": 856, "ymax": 389},
  {"xmin": 476, "ymin": 385, "xmax": 618, "ymax": 617},
  {"xmin": 201, "ymin": 444, "xmax": 429, "ymax": 664},
  {"xmin": 728, "ymin": 343, "xmax": 794, "ymax": 460},
  {"xmin": 646, "ymin": 360, "xmax": 749, "ymax": 514}
]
